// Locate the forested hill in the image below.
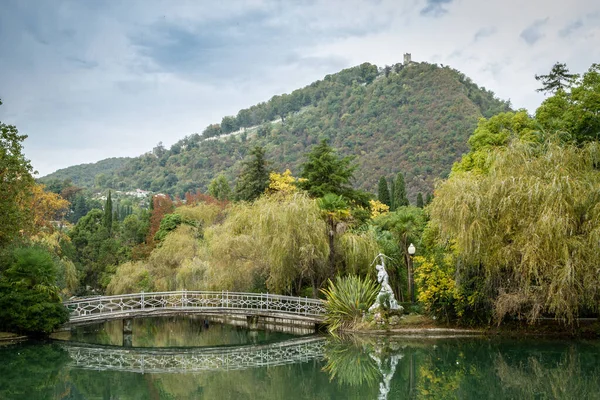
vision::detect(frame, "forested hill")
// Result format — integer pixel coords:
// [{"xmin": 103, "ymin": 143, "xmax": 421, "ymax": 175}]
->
[
  {"xmin": 39, "ymin": 157, "xmax": 131, "ymax": 188},
  {"xmin": 40, "ymin": 61, "xmax": 511, "ymax": 200}
]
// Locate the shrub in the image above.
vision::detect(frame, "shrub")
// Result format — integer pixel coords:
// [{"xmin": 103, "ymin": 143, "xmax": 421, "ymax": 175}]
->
[{"xmin": 321, "ymin": 275, "xmax": 378, "ymax": 332}]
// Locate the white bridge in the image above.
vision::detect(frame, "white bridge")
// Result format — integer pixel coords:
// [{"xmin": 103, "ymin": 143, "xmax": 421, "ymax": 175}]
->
[
  {"xmin": 61, "ymin": 336, "xmax": 326, "ymax": 373},
  {"xmin": 63, "ymin": 291, "xmax": 327, "ymax": 327}
]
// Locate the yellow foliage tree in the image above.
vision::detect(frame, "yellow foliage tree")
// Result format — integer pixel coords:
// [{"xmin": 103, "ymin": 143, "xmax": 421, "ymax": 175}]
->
[
  {"xmin": 266, "ymin": 169, "xmax": 299, "ymax": 196},
  {"xmin": 369, "ymin": 199, "xmax": 389, "ymax": 219},
  {"xmin": 26, "ymin": 184, "xmax": 70, "ymax": 235}
]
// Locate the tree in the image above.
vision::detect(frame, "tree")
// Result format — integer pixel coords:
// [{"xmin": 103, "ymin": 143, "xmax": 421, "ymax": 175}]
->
[
  {"xmin": 389, "ymin": 179, "xmax": 396, "ymax": 211},
  {"xmin": 71, "ymin": 194, "xmax": 90, "ymax": 223},
  {"xmin": 103, "ymin": 191, "xmax": 113, "ymax": 234},
  {"xmin": 154, "ymin": 213, "xmax": 183, "ymax": 241},
  {"xmin": 208, "ymin": 174, "xmax": 232, "ymax": 201},
  {"xmin": 235, "ymin": 146, "xmax": 270, "ymax": 202},
  {"xmin": 298, "ymin": 140, "xmax": 356, "ymax": 199},
  {"xmin": 266, "ymin": 169, "xmax": 299, "ymax": 196},
  {"xmin": 0, "ymin": 101, "xmax": 35, "ymax": 245},
  {"xmin": 384, "ymin": 65, "xmax": 392, "ymax": 78},
  {"xmin": 425, "ymin": 193, "xmax": 433, "ymax": 205},
  {"xmin": 392, "ymin": 172, "xmax": 409, "ymax": 208},
  {"xmin": 416, "ymin": 192, "xmax": 424, "ymax": 208},
  {"xmin": 318, "ymin": 193, "xmax": 351, "ymax": 277},
  {"xmin": 221, "ymin": 115, "xmax": 239, "ymax": 134},
  {"xmin": 27, "ymin": 184, "xmax": 70, "ymax": 234},
  {"xmin": 0, "ymin": 246, "xmax": 69, "ymax": 334},
  {"xmin": 202, "ymin": 193, "xmax": 329, "ymax": 296},
  {"xmin": 374, "ymin": 207, "xmax": 426, "ymax": 302},
  {"xmin": 535, "ymin": 62, "xmax": 578, "ymax": 94},
  {"xmin": 257, "ymin": 122, "xmax": 272, "ymax": 138},
  {"xmin": 429, "ymin": 138, "xmax": 600, "ymax": 324},
  {"xmin": 377, "ymin": 177, "xmax": 391, "ymax": 207},
  {"xmin": 536, "ymin": 63, "xmax": 600, "ymax": 144},
  {"xmin": 147, "ymin": 195, "xmax": 174, "ymax": 243}
]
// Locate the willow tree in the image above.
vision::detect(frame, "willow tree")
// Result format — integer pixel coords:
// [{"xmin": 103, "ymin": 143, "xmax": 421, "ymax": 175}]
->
[
  {"xmin": 202, "ymin": 193, "xmax": 329, "ymax": 296},
  {"xmin": 429, "ymin": 138, "xmax": 600, "ymax": 324}
]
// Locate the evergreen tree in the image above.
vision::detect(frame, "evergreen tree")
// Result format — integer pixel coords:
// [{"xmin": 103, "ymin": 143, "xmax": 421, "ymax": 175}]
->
[
  {"xmin": 0, "ymin": 246, "xmax": 69, "ymax": 334},
  {"xmin": 393, "ymin": 172, "xmax": 409, "ymax": 208},
  {"xmin": 389, "ymin": 178, "xmax": 396, "ymax": 211},
  {"xmin": 425, "ymin": 193, "xmax": 433, "ymax": 205},
  {"xmin": 535, "ymin": 62, "xmax": 578, "ymax": 94},
  {"xmin": 298, "ymin": 140, "xmax": 367, "ymax": 206},
  {"xmin": 103, "ymin": 191, "xmax": 113, "ymax": 234},
  {"xmin": 377, "ymin": 176, "xmax": 391, "ymax": 207},
  {"xmin": 71, "ymin": 194, "xmax": 89, "ymax": 223},
  {"xmin": 416, "ymin": 192, "xmax": 424, "ymax": 208},
  {"xmin": 235, "ymin": 146, "xmax": 270, "ymax": 202}
]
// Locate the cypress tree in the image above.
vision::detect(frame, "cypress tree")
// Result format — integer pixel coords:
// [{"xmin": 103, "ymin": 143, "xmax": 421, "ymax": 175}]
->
[
  {"xmin": 104, "ymin": 191, "xmax": 113, "ymax": 233},
  {"xmin": 426, "ymin": 192, "xmax": 433, "ymax": 205},
  {"xmin": 393, "ymin": 172, "xmax": 409, "ymax": 208},
  {"xmin": 234, "ymin": 146, "xmax": 270, "ymax": 202},
  {"xmin": 389, "ymin": 178, "xmax": 396, "ymax": 211},
  {"xmin": 377, "ymin": 177, "xmax": 391, "ymax": 207},
  {"xmin": 416, "ymin": 192, "xmax": 424, "ymax": 208}
]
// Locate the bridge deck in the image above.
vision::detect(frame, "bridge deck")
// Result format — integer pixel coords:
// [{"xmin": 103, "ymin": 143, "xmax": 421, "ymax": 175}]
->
[{"xmin": 63, "ymin": 291, "xmax": 327, "ymax": 326}]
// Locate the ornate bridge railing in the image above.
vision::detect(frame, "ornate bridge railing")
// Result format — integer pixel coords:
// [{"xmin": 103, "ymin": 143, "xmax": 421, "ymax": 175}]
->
[
  {"xmin": 62, "ymin": 336, "xmax": 326, "ymax": 373},
  {"xmin": 64, "ymin": 291, "xmax": 326, "ymax": 324}
]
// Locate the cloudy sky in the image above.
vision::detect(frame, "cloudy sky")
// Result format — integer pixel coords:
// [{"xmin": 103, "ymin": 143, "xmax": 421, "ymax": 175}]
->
[{"xmin": 1, "ymin": 0, "xmax": 598, "ymax": 176}]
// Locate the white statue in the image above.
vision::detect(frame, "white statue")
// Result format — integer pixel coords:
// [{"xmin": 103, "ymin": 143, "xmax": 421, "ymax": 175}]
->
[{"xmin": 369, "ymin": 253, "xmax": 401, "ymax": 312}]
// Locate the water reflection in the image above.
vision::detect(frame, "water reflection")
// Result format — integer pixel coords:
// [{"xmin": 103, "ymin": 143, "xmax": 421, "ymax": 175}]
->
[
  {"xmin": 2, "ymin": 328, "xmax": 600, "ymax": 399},
  {"xmin": 62, "ymin": 336, "xmax": 326, "ymax": 373},
  {"xmin": 52, "ymin": 315, "xmax": 300, "ymax": 347},
  {"xmin": 322, "ymin": 335, "xmax": 600, "ymax": 400}
]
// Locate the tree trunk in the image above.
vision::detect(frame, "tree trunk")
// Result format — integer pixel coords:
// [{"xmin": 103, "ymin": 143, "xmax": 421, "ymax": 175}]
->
[{"xmin": 328, "ymin": 216, "xmax": 336, "ymax": 277}]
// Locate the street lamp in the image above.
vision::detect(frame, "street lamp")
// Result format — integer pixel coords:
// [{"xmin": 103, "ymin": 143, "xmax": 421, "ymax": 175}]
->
[
  {"xmin": 407, "ymin": 243, "xmax": 416, "ymax": 302},
  {"xmin": 408, "ymin": 243, "xmax": 416, "ymax": 256}
]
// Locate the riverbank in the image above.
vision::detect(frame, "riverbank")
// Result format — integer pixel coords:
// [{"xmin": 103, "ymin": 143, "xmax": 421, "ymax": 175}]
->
[
  {"xmin": 0, "ymin": 332, "xmax": 27, "ymax": 345},
  {"xmin": 346, "ymin": 314, "xmax": 600, "ymax": 338}
]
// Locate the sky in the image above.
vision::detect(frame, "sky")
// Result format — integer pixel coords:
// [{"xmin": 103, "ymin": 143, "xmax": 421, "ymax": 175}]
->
[{"xmin": 0, "ymin": 0, "xmax": 599, "ymax": 177}]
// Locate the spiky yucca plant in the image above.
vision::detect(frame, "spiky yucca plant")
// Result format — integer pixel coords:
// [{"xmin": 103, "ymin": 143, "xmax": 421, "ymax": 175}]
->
[{"xmin": 321, "ymin": 275, "xmax": 378, "ymax": 332}]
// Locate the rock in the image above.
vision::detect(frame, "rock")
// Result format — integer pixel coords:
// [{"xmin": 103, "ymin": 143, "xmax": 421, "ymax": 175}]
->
[{"xmin": 374, "ymin": 312, "xmax": 385, "ymax": 325}]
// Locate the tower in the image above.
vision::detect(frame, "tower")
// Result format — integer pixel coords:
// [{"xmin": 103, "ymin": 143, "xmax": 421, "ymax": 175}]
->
[{"xmin": 403, "ymin": 53, "xmax": 412, "ymax": 65}]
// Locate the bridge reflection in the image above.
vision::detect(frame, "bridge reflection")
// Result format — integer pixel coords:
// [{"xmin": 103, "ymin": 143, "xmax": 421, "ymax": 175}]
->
[{"xmin": 61, "ymin": 336, "xmax": 326, "ymax": 374}]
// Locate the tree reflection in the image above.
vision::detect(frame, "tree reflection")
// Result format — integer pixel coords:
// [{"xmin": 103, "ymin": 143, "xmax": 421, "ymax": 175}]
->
[
  {"xmin": 323, "ymin": 336, "xmax": 382, "ymax": 387},
  {"xmin": 0, "ymin": 343, "xmax": 70, "ymax": 400}
]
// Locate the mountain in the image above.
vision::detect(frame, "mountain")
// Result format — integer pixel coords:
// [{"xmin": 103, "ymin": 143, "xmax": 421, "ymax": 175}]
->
[
  {"xmin": 40, "ymin": 61, "xmax": 511, "ymax": 201},
  {"xmin": 40, "ymin": 157, "xmax": 131, "ymax": 188}
]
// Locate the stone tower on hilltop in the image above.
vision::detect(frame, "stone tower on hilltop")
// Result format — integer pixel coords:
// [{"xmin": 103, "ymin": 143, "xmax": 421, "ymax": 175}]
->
[{"xmin": 403, "ymin": 53, "xmax": 412, "ymax": 65}]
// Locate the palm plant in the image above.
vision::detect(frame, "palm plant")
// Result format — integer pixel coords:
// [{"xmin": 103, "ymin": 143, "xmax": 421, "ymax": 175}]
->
[{"xmin": 320, "ymin": 275, "xmax": 378, "ymax": 332}]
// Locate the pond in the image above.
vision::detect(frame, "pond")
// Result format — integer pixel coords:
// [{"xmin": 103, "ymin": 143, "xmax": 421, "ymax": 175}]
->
[{"xmin": 1, "ymin": 317, "xmax": 599, "ymax": 399}]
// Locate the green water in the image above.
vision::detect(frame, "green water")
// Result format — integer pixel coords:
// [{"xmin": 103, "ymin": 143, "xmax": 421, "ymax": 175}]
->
[
  {"xmin": 1, "ymin": 319, "xmax": 600, "ymax": 399},
  {"xmin": 51, "ymin": 316, "xmax": 295, "ymax": 347}
]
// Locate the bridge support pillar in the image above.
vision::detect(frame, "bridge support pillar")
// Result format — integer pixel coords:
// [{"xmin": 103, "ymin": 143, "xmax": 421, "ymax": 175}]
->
[
  {"xmin": 247, "ymin": 315, "xmax": 260, "ymax": 330},
  {"xmin": 123, "ymin": 318, "xmax": 133, "ymax": 347}
]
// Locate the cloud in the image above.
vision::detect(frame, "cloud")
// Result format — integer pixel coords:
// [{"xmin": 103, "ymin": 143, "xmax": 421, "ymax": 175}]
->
[
  {"xmin": 130, "ymin": 5, "xmax": 390, "ymax": 84},
  {"xmin": 520, "ymin": 18, "xmax": 549, "ymax": 45},
  {"xmin": 420, "ymin": 0, "xmax": 454, "ymax": 18},
  {"xmin": 1, "ymin": 0, "xmax": 600, "ymax": 176},
  {"xmin": 559, "ymin": 19, "xmax": 583, "ymax": 37},
  {"xmin": 474, "ymin": 26, "xmax": 497, "ymax": 42}
]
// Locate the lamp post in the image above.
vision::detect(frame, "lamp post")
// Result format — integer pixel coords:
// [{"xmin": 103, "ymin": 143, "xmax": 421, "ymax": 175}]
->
[{"xmin": 407, "ymin": 243, "xmax": 416, "ymax": 303}]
